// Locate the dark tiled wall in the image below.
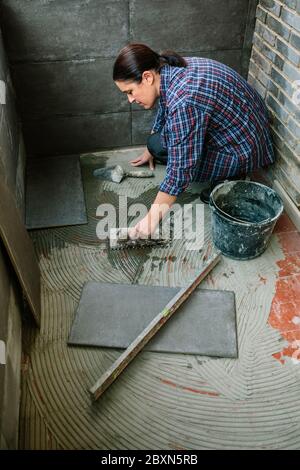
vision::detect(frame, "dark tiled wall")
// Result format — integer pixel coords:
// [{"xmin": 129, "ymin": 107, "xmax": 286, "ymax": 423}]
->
[
  {"xmin": 0, "ymin": 0, "xmax": 258, "ymax": 157},
  {"xmin": 0, "ymin": 31, "xmax": 24, "ymax": 206},
  {"xmin": 0, "ymin": 28, "xmax": 25, "ymax": 449}
]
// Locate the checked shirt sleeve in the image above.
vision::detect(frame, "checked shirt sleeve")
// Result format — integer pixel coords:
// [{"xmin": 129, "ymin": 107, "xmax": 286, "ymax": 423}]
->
[{"xmin": 160, "ymin": 105, "xmax": 209, "ymax": 196}]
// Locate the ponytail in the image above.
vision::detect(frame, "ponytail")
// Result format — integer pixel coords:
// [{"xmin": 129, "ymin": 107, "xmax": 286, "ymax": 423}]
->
[
  {"xmin": 159, "ymin": 50, "xmax": 187, "ymax": 68},
  {"xmin": 113, "ymin": 43, "xmax": 187, "ymax": 83}
]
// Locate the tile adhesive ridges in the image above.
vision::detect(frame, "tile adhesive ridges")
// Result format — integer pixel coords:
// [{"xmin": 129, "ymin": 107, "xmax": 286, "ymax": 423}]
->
[{"xmin": 19, "ymin": 149, "xmax": 300, "ymax": 450}]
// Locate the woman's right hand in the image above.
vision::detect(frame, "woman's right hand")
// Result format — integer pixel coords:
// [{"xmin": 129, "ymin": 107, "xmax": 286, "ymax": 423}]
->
[{"xmin": 130, "ymin": 148, "xmax": 154, "ymax": 171}]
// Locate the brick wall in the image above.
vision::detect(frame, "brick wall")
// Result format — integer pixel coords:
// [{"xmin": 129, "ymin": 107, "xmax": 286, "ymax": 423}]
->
[{"xmin": 248, "ymin": 0, "xmax": 300, "ymax": 207}]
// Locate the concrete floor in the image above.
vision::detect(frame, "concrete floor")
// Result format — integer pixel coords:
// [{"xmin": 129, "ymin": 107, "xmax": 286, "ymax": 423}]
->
[{"xmin": 19, "ymin": 148, "xmax": 300, "ymax": 449}]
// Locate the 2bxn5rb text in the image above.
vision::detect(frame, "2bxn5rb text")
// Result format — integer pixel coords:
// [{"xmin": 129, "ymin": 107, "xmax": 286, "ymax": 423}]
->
[{"xmin": 100, "ymin": 454, "xmax": 198, "ymax": 466}]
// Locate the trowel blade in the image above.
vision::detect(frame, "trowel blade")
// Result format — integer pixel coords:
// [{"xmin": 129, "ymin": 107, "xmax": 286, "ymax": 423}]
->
[{"xmin": 93, "ymin": 165, "xmax": 124, "ymax": 183}]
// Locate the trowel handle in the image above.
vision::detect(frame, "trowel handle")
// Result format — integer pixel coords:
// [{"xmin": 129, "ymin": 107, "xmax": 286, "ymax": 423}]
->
[{"xmin": 126, "ymin": 170, "xmax": 154, "ymax": 178}]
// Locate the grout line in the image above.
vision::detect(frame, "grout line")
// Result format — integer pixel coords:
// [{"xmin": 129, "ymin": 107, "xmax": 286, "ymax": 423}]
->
[{"xmin": 9, "ymin": 49, "xmax": 244, "ymax": 67}]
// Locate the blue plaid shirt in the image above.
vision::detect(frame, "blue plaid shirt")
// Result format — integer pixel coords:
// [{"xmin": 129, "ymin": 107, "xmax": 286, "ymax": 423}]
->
[{"xmin": 153, "ymin": 58, "xmax": 275, "ymax": 196}]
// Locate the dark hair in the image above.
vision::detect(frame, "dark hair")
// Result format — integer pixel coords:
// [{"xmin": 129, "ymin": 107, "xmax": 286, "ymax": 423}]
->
[{"xmin": 113, "ymin": 43, "xmax": 187, "ymax": 83}]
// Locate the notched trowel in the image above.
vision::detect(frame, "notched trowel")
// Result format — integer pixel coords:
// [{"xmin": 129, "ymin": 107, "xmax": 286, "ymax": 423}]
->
[
  {"xmin": 93, "ymin": 165, "xmax": 154, "ymax": 183},
  {"xmin": 109, "ymin": 228, "xmax": 170, "ymax": 250}
]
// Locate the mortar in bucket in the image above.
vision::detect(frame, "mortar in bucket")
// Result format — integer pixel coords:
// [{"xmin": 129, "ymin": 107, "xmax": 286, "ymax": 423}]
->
[{"xmin": 209, "ymin": 180, "xmax": 283, "ymax": 260}]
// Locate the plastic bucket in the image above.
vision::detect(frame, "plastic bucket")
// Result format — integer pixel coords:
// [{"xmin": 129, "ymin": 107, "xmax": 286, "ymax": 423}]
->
[{"xmin": 209, "ymin": 181, "xmax": 283, "ymax": 260}]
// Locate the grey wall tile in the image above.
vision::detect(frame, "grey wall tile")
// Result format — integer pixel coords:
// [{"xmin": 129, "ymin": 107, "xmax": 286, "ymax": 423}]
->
[
  {"xmin": 0, "ymin": 117, "xmax": 7, "ymax": 187},
  {"xmin": 0, "ymin": 245, "xmax": 11, "ymax": 342},
  {"xmin": 132, "ymin": 109, "xmax": 157, "ymax": 145},
  {"xmin": 271, "ymin": 67, "xmax": 293, "ymax": 96},
  {"xmin": 283, "ymin": 60, "xmax": 300, "ymax": 82},
  {"xmin": 272, "ymin": 115, "xmax": 297, "ymax": 148},
  {"xmin": 260, "ymin": 0, "xmax": 282, "ymax": 17},
  {"xmin": 257, "ymin": 68, "xmax": 270, "ymax": 87},
  {"xmin": 130, "ymin": 0, "xmax": 249, "ymax": 52},
  {"xmin": 0, "ymin": 0, "xmax": 129, "ymax": 61},
  {"xmin": 0, "ymin": 110, "xmax": 18, "ymax": 192},
  {"xmin": 4, "ymin": 80, "xmax": 20, "ymax": 150},
  {"xmin": 23, "ymin": 113, "xmax": 132, "ymax": 156},
  {"xmin": 12, "ymin": 58, "xmax": 129, "ymax": 118},
  {"xmin": 267, "ymin": 93, "xmax": 289, "ymax": 123},
  {"xmin": 252, "ymin": 48, "xmax": 272, "ymax": 73},
  {"xmin": 256, "ymin": 22, "xmax": 277, "ymax": 46},
  {"xmin": 287, "ymin": 116, "xmax": 300, "ymax": 140},
  {"xmin": 0, "ymin": 79, "xmax": 21, "ymax": 193},
  {"xmin": 278, "ymin": 90, "xmax": 300, "ymax": 121},
  {"xmin": 290, "ymin": 32, "xmax": 300, "ymax": 50},
  {"xmin": 266, "ymin": 14, "xmax": 291, "ymax": 41},
  {"xmin": 256, "ymin": 6, "xmax": 267, "ymax": 23},
  {"xmin": 0, "ymin": 279, "xmax": 22, "ymax": 450},
  {"xmin": 254, "ymin": 80, "xmax": 267, "ymax": 98},
  {"xmin": 253, "ymin": 33, "xmax": 276, "ymax": 60},
  {"xmin": 15, "ymin": 136, "xmax": 26, "ymax": 220},
  {"xmin": 281, "ymin": 7, "xmax": 300, "ymax": 33},
  {"xmin": 248, "ymin": 59, "xmax": 259, "ymax": 77},
  {"xmin": 0, "ymin": 20, "xmax": 24, "ymax": 452},
  {"xmin": 267, "ymin": 79, "xmax": 280, "ymax": 98},
  {"xmin": 0, "ymin": 31, "xmax": 8, "ymax": 80},
  {"xmin": 283, "ymin": 0, "xmax": 297, "ymax": 9}
]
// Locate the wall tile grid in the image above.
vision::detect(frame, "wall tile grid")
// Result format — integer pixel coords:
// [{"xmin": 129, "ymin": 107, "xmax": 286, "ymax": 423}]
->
[{"xmin": 0, "ymin": 0, "xmax": 257, "ymax": 156}]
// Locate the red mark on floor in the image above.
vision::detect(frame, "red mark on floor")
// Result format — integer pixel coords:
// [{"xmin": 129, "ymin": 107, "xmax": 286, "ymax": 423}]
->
[
  {"xmin": 277, "ymin": 254, "xmax": 300, "ymax": 277},
  {"xmin": 207, "ymin": 273, "xmax": 216, "ymax": 287},
  {"xmin": 31, "ymin": 379, "xmax": 46, "ymax": 406},
  {"xmin": 273, "ymin": 213, "xmax": 297, "ymax": 234},
  {"xmin": 269, "ymin": 214, "xmax": 300, "ymax": 364},
  {"xmin": 278, "ymin": 231, "xmax": 300, "ymax": 253},
  {"xmin": 168, "ymin": 442, "xmax": 187, "ymax": 451},
  {"xmin": 259, "ymin": 275, "xmax": 267, "ymax": 284},
  {"xmin": 182, "ymin": 386, "xmax": 219, "ymax": 396},
  {"xmin": 166, "ymin": 255, "xmax": 176, "ymax": 273},
  {"xmin": 160, "ymin": 378, "xmax": 219, "ymax": 397}
]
